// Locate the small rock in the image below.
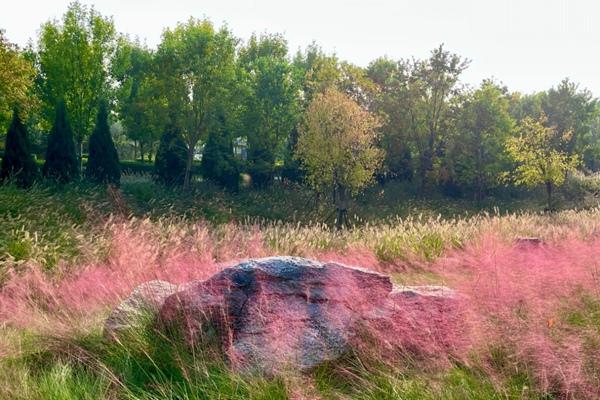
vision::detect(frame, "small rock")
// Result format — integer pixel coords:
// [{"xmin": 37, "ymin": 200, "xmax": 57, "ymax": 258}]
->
[
  {"xmin": 105, "ymin": 280, "xmax": 178, "ymax": 340},
  {"xmin": 515, "ymin": 237, "xmax": 543, "ymax": 248}
]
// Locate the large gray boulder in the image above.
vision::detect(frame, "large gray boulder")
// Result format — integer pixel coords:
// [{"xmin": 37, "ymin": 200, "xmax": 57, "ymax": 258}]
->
[
  {"xmin": 157, "ymin": 257, "xmax": 459, "ymax": 373},
  {"xmin": 105, "ymin": 280, "xmax": 178, "ymax": 340}
]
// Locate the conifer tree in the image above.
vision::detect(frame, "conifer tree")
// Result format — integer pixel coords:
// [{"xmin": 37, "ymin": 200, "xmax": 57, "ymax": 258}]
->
[
  {"xmin": 43, "ymin": 100, "xmax": 79, "ymax": 183},
  {"xmin": 87, "ymin": 101, "xmax": 120, "ymax": 185},
  {"xmin": 201, "ymin": 120, "xmax": 239, "ymax": 191},
  {"xmin": 154, "ymin": 124, "xmax": 188, "ymax": 186},
  {"xmin": 0, "ymin": 109, "xmax": 38, "ymax": 187}
]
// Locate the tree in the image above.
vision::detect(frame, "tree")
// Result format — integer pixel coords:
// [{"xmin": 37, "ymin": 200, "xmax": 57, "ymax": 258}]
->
[
  {"xmin": 506, "ymin": 116, "xmax": 579, "ymax": 210},
  {"xmin": 408, "ymin": 45, "xmax": 469, "ymax": 191},
  {"xmin": 43, "ymin": 100, "xmax": 79, "ymax": 183},
  {"xmin": 448, "ymin": 80, "xmax": 515, "ymax": 201},
  {"xmin": 293, "ymin": 42, "xmax": 340, "ymax": 105},
  {"xmin": 1, "ymin": 109, "xmax": 38, "ymax": 187},
  {"xmin": 367, "ymin": 57, "xmax": 413, "ymax": 181},
  {"xmin": 112, "ymin": 37, "xmax": 166, "ymax": 161},
  {"xmin": 239, "ymin": 33, "xmax": 300, "ymax": 187},
  {"xmin": 155, "ymin": 18, "xmax": 237, "ymax": 190},
  {"xmin": 154, "ymin": 124, "xmax": 188, "ymax": 186},
  {"xmin": 37, "ymin": 1, "xmax": 116, "ymax": 168},
  {"xmin": 0, "ymin": 31, "xmax": 36, "ymax": 132},
  {"xmin": 296, "ymin": 89, "xmax": 383, "ymax": 228},
  {"xmin": 541, "ymin": 79, "xmax": 597, "ymax": 165},
  {"xmin": 201, "ymin": 115, "xmax": 239, "ymax": 191},
  {"xmin": 86, "ymin": 101, "xmax": 120, "ymax": 185}
]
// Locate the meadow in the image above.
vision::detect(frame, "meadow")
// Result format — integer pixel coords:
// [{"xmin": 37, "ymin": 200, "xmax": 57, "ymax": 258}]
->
[{"xmin": 2, "ymin": 175, "xmax": 600, "ymax": 399}]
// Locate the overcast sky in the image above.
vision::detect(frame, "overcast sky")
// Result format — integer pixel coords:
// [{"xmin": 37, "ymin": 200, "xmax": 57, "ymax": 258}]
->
[{"xmin": 1, "ymin": 0, "xmax": 599, "ymax": 95}]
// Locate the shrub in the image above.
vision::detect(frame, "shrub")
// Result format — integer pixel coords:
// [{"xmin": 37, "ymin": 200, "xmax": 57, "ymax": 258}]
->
[
  {"xmin": 86, "ymin": 101, "xmax": 120, "ymax": 185},
  {"xmin": 154, "ymin": 125, "xmax": 188, "ymax": 186},
  {"xmin": 0, "ymin": 109, "xmax": 37, "ymax": 188},
  {"xmin": 43, "ymin": 100, "xmax": 79, "ymax": 183},
  {"xmin": 201, "ymin": 124, "xmax": 239, "ymax": 191}
]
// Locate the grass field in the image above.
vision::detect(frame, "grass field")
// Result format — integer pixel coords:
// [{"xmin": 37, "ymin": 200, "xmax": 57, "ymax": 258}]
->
[{"xmin": 2, "ymin": 175, "xmax": 600, "ymax": 399}]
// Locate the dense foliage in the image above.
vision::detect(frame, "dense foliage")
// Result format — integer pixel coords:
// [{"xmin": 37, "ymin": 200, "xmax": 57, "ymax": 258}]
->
[
  {"xmin": 297, "ymin": 89, "xmax": 383, "ymax": 227},
  {"xmin": 0, "ymin": 109, "xmax": 37, "ymax": 187},
  {"xmin": 154, "ymin": 124, "xmax": 188, "ymax": 186},
  {"xmin": 86, "ymin": 101, "xmax": 120, "ymax": 185},
  {"xmin": 1, "ymin": 1, "xmax": 600, "ymax": 206},
  {"xmin": 42, "ymin": 101, "xmax": 79, "ymax": 183}
]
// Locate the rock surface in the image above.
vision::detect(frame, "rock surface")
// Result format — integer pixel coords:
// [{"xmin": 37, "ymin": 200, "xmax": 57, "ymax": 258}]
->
[
  {"xmin": 157, "ymin": 257, "xmax": 459, "ymax": 372},
  {"xmin": 105, "ymin": 280, "xmax": 178, "ymax": 340}
]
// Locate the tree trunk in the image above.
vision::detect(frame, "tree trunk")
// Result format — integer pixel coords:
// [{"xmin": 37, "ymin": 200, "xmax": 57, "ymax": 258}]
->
[
  {"xmin": 546, "ymin": 181, "xmax": 553, "ymax": 211},
  {"xmin": 476, "ymin": 173, "xmax": 483, "ymax": 205},
  {"xmin": 334, "ymin": 185, "xmax": 350, "ymax": 230},
  {"xmin": 78, "ymin": 139, "xmax": 83, "ymax": 175},
  {"xmin": 183, "ymin": 145, "xmax": 194, "ymax": 191},
  {"xmin": 476, "ymin": 147, "xmax": 483, "ymax": 204},
  {"xmin": 140, "ymin": 141, "xmax": 145, "ymax": 162}
]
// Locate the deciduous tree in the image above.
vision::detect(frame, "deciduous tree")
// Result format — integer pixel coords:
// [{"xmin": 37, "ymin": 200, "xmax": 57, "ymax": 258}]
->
[
  {"xmin": 155, "ymin": 18, "xmax": 237, "ymax": 190},
  {"xmin": 239, "ymin": 34, "xmax": 300, "ymax": 187},
  {"xmin": 448, "ymin": 80, "xmax": 515, "ymax": 201},
  {"xmin": 296, "ymin": 89, "xmax": 383, "ymax": 228},
  {"xmin": 506, "ymin": 116, "xmax": 579, "ymax": 210},
  {"xmin": 37, "ymin": 1, "xmax": 116, "ymax": 168},
  {"xmin": 0, "ymin": 31, "xmax": 36, "ymax": 132}
]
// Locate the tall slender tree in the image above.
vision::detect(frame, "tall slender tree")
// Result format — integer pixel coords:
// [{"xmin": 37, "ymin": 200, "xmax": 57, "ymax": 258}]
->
[
  {"xmin": 37, "ymin": 1, "xmax": 116, "ymax": 168},
  {"xmin": 113, "ymin": 37, "xmax": 166, "ymax": 161},
  {"xmin": 1, "ymin": 109, "xmax": 38, "ymax": 187},
  {"xmin": 409, "ymin": 45, "xmax": 469, "ymax": 192},
  {"xmin": 155, "ymin": 18, "xmax": 237, "ymax": 190},
  {"xmin": 43, "ymin": 100, "xmax": 79, "ymax": 183},
  {"xmin": 239, "ymin": 34, "xmax": 300, "ymax": 187},
  {"xmin": 87, "ymin": 101, "xmax": 120, "ymax": 185}
]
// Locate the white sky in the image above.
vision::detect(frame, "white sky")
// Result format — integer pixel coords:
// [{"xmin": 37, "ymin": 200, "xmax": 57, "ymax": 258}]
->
[{"xmin": 2, "ymin": 0, "xmax": 599, "ymax": 96}]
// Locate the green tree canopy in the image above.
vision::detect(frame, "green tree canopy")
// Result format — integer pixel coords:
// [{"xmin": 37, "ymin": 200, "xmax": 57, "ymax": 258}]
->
[
  {"xmin": 367, "ymin": 57, "xmax": 413, "ymax": 181},
  {"xmin": 239, "ymin": 33, "xmax": 300, "ymax": 187},
  {"xmin": 296, "ymin": 89, "xmax": 383, "ymax": 228},
  {"xmin": 448, "ymin": 80, "xmax": 515, "ymax": 200},
  {"xmin": 506, "ymin": 115, "xmax": 579, "ymax": 210},
  {"xmin": 0, "ymin": 31, "xmax": 36, "ymax": 132},
  {"xmin": 112, "ymin": 37, "xmax": 167, "ymax": 161},
  {"xmin": 155, "ymin": 18, "xmax": 237, "ymax": 190},
  {"xmin": 37, "ymin": 1, "xmax": 116, "ymax": 165}
]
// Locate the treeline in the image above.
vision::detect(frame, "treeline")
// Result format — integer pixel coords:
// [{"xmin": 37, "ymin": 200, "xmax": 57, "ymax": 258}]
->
[{"xmin": 1, "ymin": 2, "xmax": 598, "ymax": 208}]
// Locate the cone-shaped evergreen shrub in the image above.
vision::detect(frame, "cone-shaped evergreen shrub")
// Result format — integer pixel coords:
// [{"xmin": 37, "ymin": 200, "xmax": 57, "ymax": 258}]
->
[
  {"xmin": 86, "ymin": 101, "xmax": 120, "ymax": 185},
  {"xmin": 281, "ymin": 127, "xmax": 304, "ymax": 183},
  {"xmin": 43, "ymin": 100, "xmax": 79, "ymax": 183},
  {"xmin": 154, "ymin": 124, "xmax": 188, "ymax": 186},
  {"xmin": 0, "ymin": 109, "xmax": 38, "ymax": 188},
  {"xmin": 201, "ymin": 123, "xmax": 239, "ymax": 191}
]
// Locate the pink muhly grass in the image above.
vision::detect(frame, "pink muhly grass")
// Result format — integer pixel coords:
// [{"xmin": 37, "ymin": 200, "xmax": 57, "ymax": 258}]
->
[
  {"xmin": 4, "ymin": 218, "xmax": 600, "ymax": 397},
  {"xmin": 436, "ymin": 232, "xmax": 600, "ymax": 397}
]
